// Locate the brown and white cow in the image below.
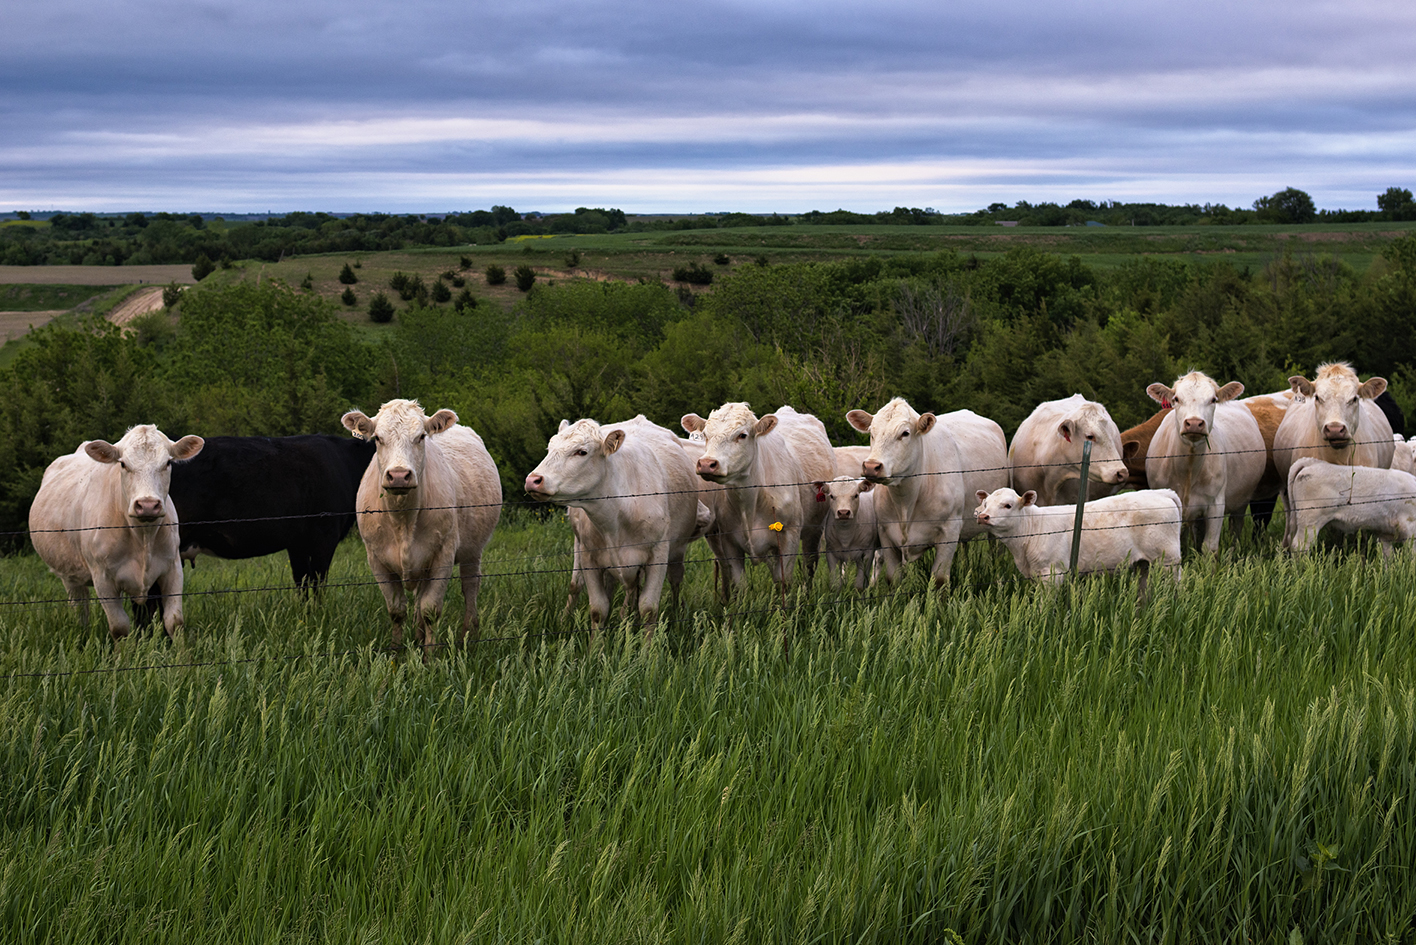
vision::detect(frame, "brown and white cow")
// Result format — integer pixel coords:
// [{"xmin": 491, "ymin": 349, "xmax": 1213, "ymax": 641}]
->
[
  {"xmin": 681, "ymin": 404, "xmax": 834, "ymax": 603},
  {"xmin": 1008, "ymin": 395, "xmax": 1129, "ymax": 506},
  {"xmin": 342, "ymin": 400, "xmax": 500, "ymax": 652},
  {"xmin": 1144, "ymin": 372, "xmax": 1266, "ymax": 551},
  {"xmin": 526, "ymin": 416, "xmax": 710, "ymax": 632},
  {"xmin": 29, "ymin": 425, "xmax": 204, "ymax": 639},
  {"xmin": 844, "ymin": 398, "xmax": 1006, "ymax": 587}
]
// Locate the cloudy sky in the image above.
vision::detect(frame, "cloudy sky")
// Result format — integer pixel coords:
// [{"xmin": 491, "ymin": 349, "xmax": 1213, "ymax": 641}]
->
[{"xmin": 3, "ymin": 0, "xmax": 1414, "ymax": 213}]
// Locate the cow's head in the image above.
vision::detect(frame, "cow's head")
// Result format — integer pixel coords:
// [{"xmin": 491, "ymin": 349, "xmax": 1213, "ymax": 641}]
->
[
  {"xmin": 1148, "ymin": 372, "xmax": 1243, "ymax": 445},
  {"xmin": 342, "ymin": 399, "xmax": 456, "ymax": 495},
  {"xmin": 973, "ymin": 487, "xmax": 1035, "ymax": 533},
  {"xmin": 85, "ymin": 424, "xmax": 204, "ymax": 522},
  {"xmin": 682, "ymin": 403, "xmax": 774, "ymax": 484},
  {"xmin": 815, "ymin": 476, "xmax": 874, "ymax": 521},
  {"xmin": 525, "ymin": 418, "xmax": 625, "ymax": 501},
  {"xmin": 1290, "ymin": 362, "xmax": 1386, "ymax": 450},
  {"xmin": 1054, "ymin": 399, "xmax": 1129, "ymax": 486},
  {"xmin": 846, "ymin": 397, "xmax": 935, "ymax": 485}
]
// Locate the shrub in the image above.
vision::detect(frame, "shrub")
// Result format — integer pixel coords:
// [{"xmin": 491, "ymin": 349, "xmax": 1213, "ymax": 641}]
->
[
  {"xmin": 714, "ymin": 253, "xmax": 731, "ymax": 266},
  {"xmin": 455, "ymin": 288, "xmax": 478, "ymax": 312},
  {"xmin": 459, "ymin": 255, "xmax": 473, "ymax": 270},
  {"xmin": 162, "ymin": 282, "xmax": 183, "ymax": 308},
  {"xmin": 431, "ymin": 280, "xmax": 452, "ymax": 304},
  {"xmin": 514, "ymin": 265, "xmax": 536, "ymax": 291},
  {"xmin": 671, "ymin": 262, "xmax": 714, "ymax": 285},
  {"xmin": 341, "ymin": 286, "xmax": 357, "ymax": 306},
  {"xmin": 299, "ymin": 273, "xmax": 314, "ymax": 292},
  {"xmin": 754, "ymin": 254, "xmax": 770, "ymax": 267},
  {"xmin": 565, "ymin": 250, "xmax": 581, "ymax": 268},
  {"xmin": 389, "ymin": 271, "xmax": 410, "ymax": 293},
  {"xmin": 397, "ymin": 274, "xmax": 426, "ymax": 303},
  {"xmin": 368, "ymin": 292, "xmax": 395, "ymax": 323},
  {"xmin": 338, "ymin": 263, "xmax": 358, "ymax": 285},
  {"xmin": 191, "ymin": 253, "xmax": 215, "ymax": 281},
  {"xmin": 451, "ymin": 276, "xmax": 466, "ymax": 288},
  {"xmin": 485, "ymin": 264, "xmax": 506, "ymax": 286},
  {"xmin": 440, "ymin": 270, "xmax": 456, "ymax": 281}
]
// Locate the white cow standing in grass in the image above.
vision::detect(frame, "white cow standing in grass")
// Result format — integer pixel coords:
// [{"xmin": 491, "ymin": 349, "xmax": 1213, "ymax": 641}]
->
[
  {"xmin": 973, "ymin": 487, "xmax": 1183, "ymax": 586},
  {"xmin": 681, "ymin": 404, "xmax": 834, "ymax": 604},
  {"xmin": 814, "ymin": 476, "xmax": 879, "ymax": 591},
  {"xmin": 1284, "ymin": 457, "xmax": 1416, "ymax": 557},
  {"xmin": 526, "ymin": 416, "xmax": 711, "ymax": 633},
  {"xmin": 342, "ymin": 400, "xmax": 500, "ymax": 653},
  {"xmin": 1008, "ymin": 395, "xmax": 1130, "ymax": 506},
  {"xmin": 29, "ymin": 425, "xmax": 205, "ymax": 639},
  {"xmin": 1144, "ymin": 372, "xmax": 1266, "ymax": 551}
]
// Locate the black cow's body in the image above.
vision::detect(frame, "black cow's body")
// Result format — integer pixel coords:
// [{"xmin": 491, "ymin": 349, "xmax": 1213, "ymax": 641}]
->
[{"xmin": 169, "ymin": 434, "xmax": 375, "ymax": 588}]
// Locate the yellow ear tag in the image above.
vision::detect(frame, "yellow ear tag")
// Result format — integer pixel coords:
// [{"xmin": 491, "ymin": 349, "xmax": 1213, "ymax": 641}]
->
[{"xmin": 769, "ymin": 521, "xmax": 784, "ymax": 532}]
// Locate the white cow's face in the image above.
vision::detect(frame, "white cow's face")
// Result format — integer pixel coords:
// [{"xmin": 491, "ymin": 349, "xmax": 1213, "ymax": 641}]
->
[
  {"xmin": 342, "ymin": 399, "xmax": 456, "ymax": 494},
  {"xmin": 85, "ymin": 424, "xmax": 204, "ymax": 522},
  {"xmin": 525, "ymin": 419, "xmax": 625, "ymax": 501},
  {"xmin": 817, "ymin": 476, "xmax": 873, "ymax": 521},
  {"xmin": 973, "ymin": 487, "xmax": 1035, "ymax": 534},
  {"xmin": 846, "ymin": 397, "xmax": 935, "ymax": 484},
  {"xmin": 1054, "ymin": 401, "xmax": 1128, "ymax": 487},
  {"xmin": 1291, "ymin": 363, "xmax": 1386, "ymax": 450},
  {"xmin": 1149, "ymin": 372, "xmax": 1243, "ymax": 444},
  {"xmin": 682, "ymin": 403, "xmax": 775, "ymax": 484}
]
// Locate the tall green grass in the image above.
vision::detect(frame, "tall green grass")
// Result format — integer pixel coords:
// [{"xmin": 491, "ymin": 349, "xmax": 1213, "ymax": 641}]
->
[{"xmin": 2, "ymin": 521, "xmax": 1414, "ymax": 943}]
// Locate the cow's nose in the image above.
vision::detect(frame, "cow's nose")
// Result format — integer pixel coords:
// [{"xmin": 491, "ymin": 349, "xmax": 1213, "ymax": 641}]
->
[
  {"xmin": 1182, "ymin": 418, "xmax": 1206, "ymax": 434},
  {"xmin": 976, "ymin": 513, "xmax": 990, "ymax": 524},
  {"xmin": 1325, "ymin": 422, "xmax": 1349, "ymax": 438},
  {"xmin": 1113, "ymin": 467, "xmax": 1127, "ymax": 482},
  {"xmin": 835, "ymin": 508, "xmax": 852, "ymax": 520},
  {"xmin": 385, "ymin": 467, "xmax": 415, "ymax": 489},
  {"xmin": 863, "ymin": 460, "xmax": 884, "ymax": 478},
  {"xmin": 525, "ymin": 474, "xmax": 545, "ymax": 493},
  {"xmin": 696, "ymin": 457, "xmax": 719, "ymax": 476},
  {"xmin": 132, "ymin": 497, "xmax": 164, "ymax": 519}
]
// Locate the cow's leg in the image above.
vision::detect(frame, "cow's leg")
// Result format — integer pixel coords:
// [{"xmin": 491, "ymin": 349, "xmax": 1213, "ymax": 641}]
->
[
  {"xmin": 930, "ymin": 522, "xmax": 963, "ymax": 589},
  {"xmin": 90, "ymin": 573, "xmax": 132, "ymax": 641},
  {"xmin": 458, "ymin": 553, "xmax": 483, "ymax": 644},
  {"xmin": 411, "ymin": 558, "xmax": 456, "ymax": 658},
  {"xmin": 1379, "ymin": 539, "xmax": 1394, "ymax": 561},
  {"xmin": 584, "ymin": 567, "xmax": 613, "ymax": 630},
  {"xmin": 1227, "ymin": 505, "xmax": 1249, "ymax": 551},
  {"xmin": 1202, "ymin": 498, "xmax": 1225, "ymax": 554},
  {"xmin": 368, "ymin": 555, "xmax": 407, "ymax": 647},
  {"xmin": 800, "ymin": 523, "xmax": 823, "ymax": 584},
  {"xmin": 61, "ymin": 578, "xmax": 93, "ymax": 630},
  {"xmin": 638, "ymin": 545, "xmax": 672, "ymax": 637},
  {"xmin": 853, "ymin": 555, "xmax": 869, "ymax": 592},
  {"xmin": 1249, "ymin": 495, "xmax": 1277, "ymax": 539},
  {"xmin": 564, "ymin": 536, "xmax": 584, "ymax": 615},
  {"xmin": 156, "ymin": 564, "xmax": 185, "ymax": 638},
  {"xmin": 824, "ymin": 551, "xmax": 843, "ymax": 590}
]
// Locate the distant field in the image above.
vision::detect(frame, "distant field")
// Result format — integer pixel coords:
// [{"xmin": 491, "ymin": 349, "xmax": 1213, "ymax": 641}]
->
[
  {"xmin": 0, "ymin": 264, "xmax": 194, "ymax": 285},
  {"xmin": 0, "ymin": 283, "xmax": 118, "ymax": 312}
]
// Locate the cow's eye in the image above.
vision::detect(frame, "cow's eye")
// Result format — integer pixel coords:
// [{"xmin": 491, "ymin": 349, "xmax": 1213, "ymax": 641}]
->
[
  {"xmin": 119, "ymin": 461, "xmax": 128, "ymax": 470},
  {"xmin": 1085, "ymin": 434, "xmax": 1095, "ymax": 440},
  {"xmin": 1349, "ymin": 397, "xmax": 1358, "ymax": 405},
  {"xmin": 901, "ymin": 430, "xmax": 909, "ymax": 438},
  {"xmin": 576, "ymin": 449, "xmax": 588, "ymax": 457},
  {"xmin": 418, "ymin": 433, "xmax": 427, "ymax": 443},
  {"xmin": 737, "ymin": 432, "xmax": 747, "ymax": 440},
  {"xmin": 1004, "ymin": 503, "xmax": 1011, "ymax": 509}
]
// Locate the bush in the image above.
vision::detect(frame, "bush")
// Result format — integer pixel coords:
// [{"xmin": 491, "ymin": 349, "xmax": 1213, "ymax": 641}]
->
[
  {"xmin": 459, "ymin": 255, "xmax": 473, "ymax": 270},
  {"xmin": 455, "ymin": 288, "xmax": 478, "ymax": 312},
  {"xmin": 162, "ymin": 282, "xmax": 183, "ymax": 308},
  {"xmin": 431, "ymin": 280, "xmax": 452, "ymax": 304},
  {"xmin": 451, "ymin": 276, "xmax": 466, "ymax": 288},
  {"xmin": 485, "ymin": 264, "xmax": 506, "ymax": 286},
  {"xmin": 389, "ymin": 272, "xmax": 410, "ymax": 293},
  {"xmin": 341, "ymin": 286, "xmax": 357, "ymax": 306},
  {"xmin": 440, "ymin": 270, "xmax": 456, "ymax": 282},
  {"xmin": 368, "ymin": 292, "xmax": 395, "ymax": 323},
  {"xmin": 565, "ymin": 250, "xmax": 581, "ymax": 268},
  {"xmin": 714, "ymin": 253, "xmax": 731, "ymax": 266},
  {"xmin": 672, "ymin": 262, "xmax": 714, "ymax": 285},
  {"xmin": 191, "ymin": 253, "xmax": 215, "ymax": 281},
  {"xmin": 299, "ymin": 273, "xmax": 314, "ymax": 292},
  {"xmin": 338, "ymin": 263, "xmax": 358, "ymax": 285},
  {"xmin": 514, "ymin": 265, "xmax": 536, "ymax": 291},
  {"xmin": 397, "ymin": 274, "xmax": 426, "ymax": 303}
]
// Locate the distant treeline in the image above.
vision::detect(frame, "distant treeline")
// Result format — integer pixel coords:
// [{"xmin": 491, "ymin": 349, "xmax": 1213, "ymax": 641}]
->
[
  {"xmin": 3, "ymin": 233, "xmax": 1414, "ymax": 546},
  {"xmin": 5, "ymin": 187, "xmax": 1415, "ymax": 267}
]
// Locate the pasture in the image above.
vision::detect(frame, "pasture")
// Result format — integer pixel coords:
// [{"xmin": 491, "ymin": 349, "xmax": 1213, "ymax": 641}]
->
[{"xmin": 3, "ymin": 509, "xmax": 1416, "ymax": 943}]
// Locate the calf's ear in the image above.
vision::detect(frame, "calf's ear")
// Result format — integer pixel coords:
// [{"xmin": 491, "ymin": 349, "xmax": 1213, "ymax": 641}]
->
[
  {"xmin": 1021, "ymin": 490, "xmax": 1038, "ymax": 507},
  {"xmin": 558, "ymin": 419, "xmax": 571, "ymax": 433},
  {"xmin": 681, "ymin": 414, "xmax": 706, "ymax": 434},
  {"xmin": 1146, "ymin": 383, "xmax": 1175, "ymax": 405},
  {"xmin": 1217, "ymin": 381, "xmax": 1244, "ymax": 402},
  {"xmin": 846, "ymin": 410, "xmax": 873, "ymax": 433},
  {"xmin": 424, "ymin": 409, "xmax": 458, "ymax": 435},
  {"xmin": 754, "ymin": 414, "xmax": 779, "ymax": 437},
  {"xmin": 1289, "ymin": 376, "xmax": 1316, "ymax": 398},
  {"xmin": 975, "ymin": 490, "xmax": 989, "ymax": 503},
  {"xmin": 1057, "ymin": 420, "xmax": 1073, "ymax": 443},
  {"xmin": 84, "ymin": 440, "xmax": 121, "ymax": 464},
  {"xmin": 169, "ymin": 435, "xmax": 204, "ymax": 462},
  {"xmin": 602, "ymin": 430, "xmax": 626, "ymax": 455},
  {"xmin": 342, "ymin": 410, "xmax": 375, "ymax": 439},
  {"xmin": 857, "ymin": 480, "xmax": 875, "ymax": 494},
  {"xmin": 1359, "ymin": 377, "xmax": 1388, "ymax": 399},
  {"xmin": 916, "ymin": 413, "xmax": 936, "ymax": 435}
]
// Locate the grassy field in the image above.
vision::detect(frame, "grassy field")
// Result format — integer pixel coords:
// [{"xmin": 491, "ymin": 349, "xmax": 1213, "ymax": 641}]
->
[{"xmin": 3, "ymin": 510, "xmax": 1415, "ymax": 943}]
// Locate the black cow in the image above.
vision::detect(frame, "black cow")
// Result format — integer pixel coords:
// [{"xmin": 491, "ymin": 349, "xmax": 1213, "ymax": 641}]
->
[{"xmin": 167, "ymin": 434, "xmax": 375, "ymax": 588}]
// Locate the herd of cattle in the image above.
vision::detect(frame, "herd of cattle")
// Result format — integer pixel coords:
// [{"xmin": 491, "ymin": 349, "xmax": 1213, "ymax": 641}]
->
[{"xmin": 24, "ymin": 361, "xmax": 1416, "ymax": 649}]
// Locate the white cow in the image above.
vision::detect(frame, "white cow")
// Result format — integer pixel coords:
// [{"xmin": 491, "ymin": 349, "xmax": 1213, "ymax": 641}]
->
[
  {"xmin": 1008, "ymin": 395, "xmax": 1130, "ymax": 506},
  {"xmin": 342, "ymin": 400, "xmax": 501, "ymax": 652},
  {"xmin": 29, "ymin": 425, "xmax": 204, "ymax": 639},
  {"xmin": 1393, "ymin": 435, "xmax": 1416, "ymax": 476},
  {"xmin": 813, "ymin": 476, "xmax": 878, "ymax": 591},
  {"xmin": 680, "ymin": 404, "xmax": 834, "ymax": 603},
  {"xmin": 1274, "ymin": 363, "xmax": 1394, "ymax": 481},
  {"xmin": 1285, "ymin": 457, "xmax": 1416, "ymax": 557},
  {"xmin": 1144, "ymin": 372, "xmax": 1266, "ymax": 551},
  {"xmin": 526, "ymin": 416, "xmax": 710, "ymax": 632},
  {"xmin": 844, "ymin": 398, "xmax": 1007, "ymax": 587},
  {"xmin": 677, "ymin": 437, "xmax": 738, "ymax": 603},
  {"xmin": 973, "ymin": 487, "xmax": 1183, "ymax": 584}
]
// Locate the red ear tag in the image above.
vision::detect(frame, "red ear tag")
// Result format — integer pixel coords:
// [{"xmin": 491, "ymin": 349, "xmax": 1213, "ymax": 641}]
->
[
  {"xmin": 1162, "ymin": 398, "xmax": 1172, "ymax": 410},
  {"xmin": 816, "ymin": 489, "xmax": 827, "ymax": 502},
  {"xmin": 1061, "ymin": 431, "xmax": 1071, "ymax": 443}
]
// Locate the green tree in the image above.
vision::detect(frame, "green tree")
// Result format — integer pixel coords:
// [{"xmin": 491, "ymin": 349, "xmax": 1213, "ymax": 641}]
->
[
  {"xmin": 191, "ymin": 253, "xmax": 215, "ymax": 281},
  {"xmin": 485, "ymin": 264, "xmax": 506, "ymax": 286},
  {"xmin": 431, "ymin": 280, "xmax": 452, "ymax": 304},
  {"xmin": 341, "ymin": 286, "xmax": 357, "ymax": 306},
  {"xmin": 1378, "ymin": 187, "xmax": 1416, "ymax": 221},
  {"xmin": 514, "ymin": 265, "xmax": 536, "ymax": 291},
  {"xmin": 338, "ymin": 262, "xmax": 359, "ymax": 284},
  {"xmin": 1253, "ymin": 188, "xmax": 1317, "ymax": 224},
  {"xmin": 369, "ymin": 292, "xmax": 395, "ymax": 324}
]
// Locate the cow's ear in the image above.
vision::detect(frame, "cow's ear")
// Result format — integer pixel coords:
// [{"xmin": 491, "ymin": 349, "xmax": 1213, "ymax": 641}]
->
[
  {"xmin": 681, "ymin": 413, "xmax": 706, "ymax": 434},
  {"xmin": 857, "ymin": 480, "xmax": 875, "ymax": 494},
  {"xmin": 1021, "ymin": 490, "xmax": 1038, "ymax": 507},
  {"xmin": 916, "ymin": 413, "xmax": 936, "ymax": 435},
  {"xmin": 558, "ymin": 419, "xmax": 571, "ymax": 433},
  {"xmin": 342, "ymin": 410, "xmax": 375, "ymax": 439},
  {"xmin": 1217, "ymin": 381, "xmax": 1244, "ymax": 402},
  {"xmin": 1289, "ymin": 376, "xmax": 1316, "ymax": 398},
  {"xmin": 846, "ymin": 410, "xmax": 873, "ymax": 433},
  {"xmin": 1057, "ymin": 420, "xmax": 1073, "ymax": 443},
  {"xmin": 975, "ymin": 490, "xmax": 990, "ymax": 503},
  {"xmin": 85, "ymin": 440, "xmax": 120, "ymax": 464},
  {"xmin": 1146, "ymin": 383, "xmax": 1174, "ymax": 405},
  {"xmin": 602, "ymin": 429, "xmax": 626, "ymax": 455},
  {"xmin": 1122, "ymin": 440, "xmax": 1141, "ymax": 459},
  {"xmin": 169, "ymin": 435, "xmax": 204, "ymax": 462},
  {"xmin": 1359, "ymin": 376, "xmax": 1388, "ymax": 399},
  {"xmin": 424, "ymin": 409, "xmax": 458, "ymax": 435},
  {"xmin": 754, "ymin": 414, "xmax": 778, "ymax": 437}
]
